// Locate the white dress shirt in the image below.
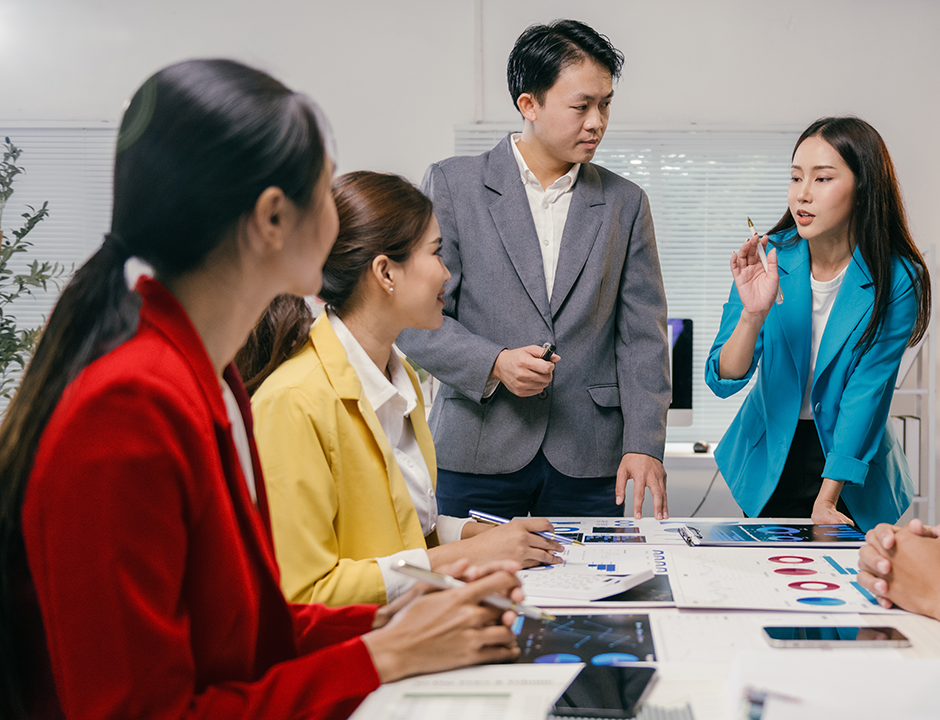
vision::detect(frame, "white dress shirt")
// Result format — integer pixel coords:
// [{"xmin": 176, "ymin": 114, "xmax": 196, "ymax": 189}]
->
[
  {"xmin": 220, "ymin": 379, "xmax": 257, "ymax": 504},
  {"xmin": 327, "ymin": 311, "xmax": 470, "ymax": 599},
  {"xmin": 511, "ymin": 132, "xmax": 580, "ymax": 299}
]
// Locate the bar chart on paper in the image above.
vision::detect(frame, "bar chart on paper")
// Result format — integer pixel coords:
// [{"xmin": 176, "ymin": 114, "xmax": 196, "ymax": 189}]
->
[{"xmin": 667, "ymin": 546, "xmax": 903, "ymax": 613}]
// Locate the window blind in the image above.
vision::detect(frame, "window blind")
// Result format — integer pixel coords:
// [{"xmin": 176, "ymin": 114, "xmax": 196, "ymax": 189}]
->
[
  {"xmin": 0, "ymin": 124, "xmax": 117, "ymax": 412},
  {"xmin": 454, "ymin": 125, "xmax": 798, "ymax": 443}
]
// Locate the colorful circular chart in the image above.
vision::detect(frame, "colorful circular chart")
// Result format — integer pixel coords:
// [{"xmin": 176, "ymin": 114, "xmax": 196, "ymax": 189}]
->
[
  {"xmin": 775, "ymin": 568, "xmax": 817, "ymax": 576},
  {"xmin": 534, "ymin": 653, "xmax": 582, "ymax": 663},
  {"xmin": 788, "ymin": 581, "xmax": 840, "ymax": 591},
  {"xmin": 591, "ymin": 653, "xmax": 639, "ymax": 666},
  {"xmin": 796, "ymin": 596, "xmax": 846, "ymax": 606},
  {"xmin": 768, "ymin": 555, "xmax": 814, "ymax": 564}
]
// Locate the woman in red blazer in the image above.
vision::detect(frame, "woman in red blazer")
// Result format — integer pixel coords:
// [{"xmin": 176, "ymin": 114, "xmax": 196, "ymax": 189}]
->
[{"xmin": 0, "ymin": 59, "xmax": 522, "ymax": 720}]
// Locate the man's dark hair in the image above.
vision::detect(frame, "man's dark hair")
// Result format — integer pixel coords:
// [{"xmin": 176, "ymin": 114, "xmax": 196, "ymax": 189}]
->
[{"xmin": 507, "ymin": 19, "xmax": 624, "ymax": 112}]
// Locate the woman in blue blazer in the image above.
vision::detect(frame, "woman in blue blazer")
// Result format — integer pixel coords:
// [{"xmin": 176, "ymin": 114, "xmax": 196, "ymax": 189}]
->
[{"xmin": 705, "ymin": 117, "xmax": 931, "ymax": 531}]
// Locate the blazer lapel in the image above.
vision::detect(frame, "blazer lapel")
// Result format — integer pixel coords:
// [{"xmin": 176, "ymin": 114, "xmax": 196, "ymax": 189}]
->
[
  {"xmin": 485, "ymin": 137, "xmax": 552, "ymax": 320},
  {"xmin": 813, "ymin": 247, "xmax": 873, "ymax": 382},
  {"xmin": 550, "ymin": 163, "xmax": 604, "ymax": 317},
  {"xmin": 775, "ymin": 240, "xmax": 812, "ymax": 393},
  {"xmin": 314, "ymin": 316, "xmax": 422, "ymax": 540}
]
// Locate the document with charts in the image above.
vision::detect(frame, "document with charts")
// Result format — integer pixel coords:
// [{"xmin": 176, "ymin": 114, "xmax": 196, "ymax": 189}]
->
[
  {"xmin": 668, "ymin": 545, "xmax": 903, "ymax": 614},
  {"xmin": 519, "ymin": 518, "xmax": 678, "ymax": 607}
]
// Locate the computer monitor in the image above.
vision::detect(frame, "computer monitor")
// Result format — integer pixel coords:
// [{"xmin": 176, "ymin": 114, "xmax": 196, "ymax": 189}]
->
[{"xmin": 666, "ymin": 318, "xmax": 693, "ymax": 426}]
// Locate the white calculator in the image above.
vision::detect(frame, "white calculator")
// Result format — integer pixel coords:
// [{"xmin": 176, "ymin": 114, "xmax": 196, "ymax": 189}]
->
[{"xmin": 519, "ymin": 567, "xmax": 655, "ymax": 601}]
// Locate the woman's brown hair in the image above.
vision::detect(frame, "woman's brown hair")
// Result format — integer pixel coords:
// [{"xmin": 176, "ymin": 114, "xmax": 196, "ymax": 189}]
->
[{"xmin": 237, "ymin": 171, "xmax": 433, "ymax": 393}]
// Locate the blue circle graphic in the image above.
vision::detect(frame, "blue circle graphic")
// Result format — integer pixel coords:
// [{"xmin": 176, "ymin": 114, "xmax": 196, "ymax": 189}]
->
[
  {"xmin": 591, "ymin": 653, "xmax": 640, "ymax": 666},
  {"xmin": 755, "ymin": 525, "xmax": 801, "ymax": 534},
  {"xmin": 534, "ymin": 653, "xmax": 582, "ymax": 663},
  {"xmin": 796, "ymin": 596, "xmax": 846, "ymax": 606}
]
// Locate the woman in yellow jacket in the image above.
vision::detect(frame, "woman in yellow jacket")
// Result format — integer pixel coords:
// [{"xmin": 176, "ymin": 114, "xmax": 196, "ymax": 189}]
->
[{"xmin": 239, "ymin": 172, "xmax": 561, "ymax": 606}]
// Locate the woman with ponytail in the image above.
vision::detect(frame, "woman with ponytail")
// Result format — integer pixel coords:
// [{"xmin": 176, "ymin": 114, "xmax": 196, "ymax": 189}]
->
[{"xmin": 0, "ymin": 60, "xmax": 523, "ymax": 720}]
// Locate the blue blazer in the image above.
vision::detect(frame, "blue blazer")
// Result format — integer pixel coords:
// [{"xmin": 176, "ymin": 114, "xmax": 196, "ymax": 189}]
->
[{"xmin": 705, "ymin": 229, "xmax": 916, "ymax": 531}]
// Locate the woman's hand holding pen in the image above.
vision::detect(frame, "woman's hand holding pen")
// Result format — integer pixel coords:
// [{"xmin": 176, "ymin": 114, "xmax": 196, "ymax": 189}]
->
[
  {"xmin": 730, "ymin": 234, "xmax": 779, "ymax": 317},
  {"xmin": 719, "ymin": 231, "xmax": 780, "ymax": 380},
  {"xmin": 429, "ymin": 517, "xmax": 564, "ymax": 569},
  {"xmin": 362, "ymin": 559, "xmax": 523, "ymax": 683}
]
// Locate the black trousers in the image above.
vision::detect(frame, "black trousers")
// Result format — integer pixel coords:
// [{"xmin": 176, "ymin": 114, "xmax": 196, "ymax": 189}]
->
[{"xmin": 755, "ymin": 419, "xmax": 855, "ymax": 523}]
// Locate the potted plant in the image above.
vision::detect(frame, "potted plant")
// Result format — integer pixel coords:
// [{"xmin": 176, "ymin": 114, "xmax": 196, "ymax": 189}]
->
[{"xmin": 0, "ymin": 137, "xmax": 70, "ymax": 401}]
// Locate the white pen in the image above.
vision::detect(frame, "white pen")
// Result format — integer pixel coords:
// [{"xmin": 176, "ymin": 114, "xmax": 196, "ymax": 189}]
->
[
  {"xmin": 469, "ymin": 509, "xmax": 582, "ymax": 546},
  {"xmin": 748, "ymin": 217, "xmax": 784, "ymax": 304},
  {"xmin": 393, "ymin": 559, "xmax": 555, "ymax": 622}
]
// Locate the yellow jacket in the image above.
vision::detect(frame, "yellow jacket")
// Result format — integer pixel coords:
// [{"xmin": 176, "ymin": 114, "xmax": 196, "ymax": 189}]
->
[{"xmin": 251, "ymin": 313, "xmax": 437, "ymax": 606}]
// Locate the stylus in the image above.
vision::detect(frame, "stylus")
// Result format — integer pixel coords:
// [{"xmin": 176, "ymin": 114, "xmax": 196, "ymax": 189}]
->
[
  {"xmin": 748, "ymin": 217, "xmax": 784, "ymax": 304},
  {"xmin": 393, "ymin": 560, "xmax": 556, "ymax": 621},
  {"xmin": 469, "ymin": 509, "xmax": 583, "ymax": 546}
]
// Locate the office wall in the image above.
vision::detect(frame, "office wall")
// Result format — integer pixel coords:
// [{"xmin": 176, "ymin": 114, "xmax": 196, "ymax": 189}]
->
[
  {"xmin": 4, "ymin": 0, "xmax": 939, "ymax": 239},
  {"xmin": 3, "ymin": 0, "xmax": 938, "ymax": 512}
]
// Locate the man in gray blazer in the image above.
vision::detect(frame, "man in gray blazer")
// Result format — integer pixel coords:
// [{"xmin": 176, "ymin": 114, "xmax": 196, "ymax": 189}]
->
[{"xmin": 398, "ymin": 20, "xmax": 671, "ymax": 519}]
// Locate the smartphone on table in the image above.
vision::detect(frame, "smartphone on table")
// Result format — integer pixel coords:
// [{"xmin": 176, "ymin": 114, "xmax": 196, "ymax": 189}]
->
[
  {"xmin": 762, "ymin": 626, "xmax": 911, "ymax": 648},
  {"xmin": 551, "ymin": 665, "xmax": 656, "ymax": 718}
]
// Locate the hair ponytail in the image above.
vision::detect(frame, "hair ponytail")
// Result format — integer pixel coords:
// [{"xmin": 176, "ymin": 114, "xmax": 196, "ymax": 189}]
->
[
  {"xmin": 0, "ymin": 243, "xmax": 137, "ymax": 717},
  {"xmin": 236, "ymin": 294, "xmax": 314, "ymax": 396},
  {"xmin": 0, "ymin": 57, "xmax": 330, "ymax": 718}
]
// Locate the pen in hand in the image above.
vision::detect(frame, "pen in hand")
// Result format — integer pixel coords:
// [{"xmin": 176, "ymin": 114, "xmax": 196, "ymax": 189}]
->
[
  {"xmin": 748, "ymin": 217, "xmax": 783, "ymax": 304},
  {"xmin": 469, "ymin": 509, "xmax": 583, "ymax": 546},
  {"xmin": 393, "ymin": 560, "xmax": 556, "ymax": 622}
]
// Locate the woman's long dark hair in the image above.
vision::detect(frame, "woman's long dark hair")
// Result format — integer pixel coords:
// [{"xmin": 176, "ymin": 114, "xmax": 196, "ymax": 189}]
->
[
  {"xmin": 0, "ymin": 59, "xmax": 328, "ymax": 718},
  {"xmin": 237, "ymin": 171, "xmax": 432, "ymax": 393},
  {"xmin": 769, "ymin": 116, "xmax": 931, "ymax": 352}
]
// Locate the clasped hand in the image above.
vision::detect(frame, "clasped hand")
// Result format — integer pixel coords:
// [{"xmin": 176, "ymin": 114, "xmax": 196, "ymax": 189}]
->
[{"xmin": 857, "ymin": 520, "xmax": 940, "ymax": 620}]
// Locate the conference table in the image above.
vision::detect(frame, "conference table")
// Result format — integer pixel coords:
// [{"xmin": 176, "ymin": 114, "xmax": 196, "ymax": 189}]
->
[{"xmin": 351, "ymin": 517, "xmax": 940, "ymax": 720}]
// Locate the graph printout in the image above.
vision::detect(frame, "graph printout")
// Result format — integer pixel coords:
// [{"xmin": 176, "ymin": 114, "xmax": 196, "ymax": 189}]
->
[{"xmin": 668, "ymin": 546, "xmax": 902, "ymax": 614}]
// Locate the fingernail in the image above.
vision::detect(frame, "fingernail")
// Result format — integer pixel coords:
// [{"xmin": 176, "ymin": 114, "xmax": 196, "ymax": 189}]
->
[
  {"xmin": 634, "ymin": 513, "xmax": 641, "ymax": 520},
  {"xmin": 878, "ymin": 560, "xmax": 889, "ymax": 573}
]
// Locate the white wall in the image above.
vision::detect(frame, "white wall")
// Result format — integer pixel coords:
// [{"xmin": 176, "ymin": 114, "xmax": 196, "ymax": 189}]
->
[
  {"xmin": 4, "ymin": 0, "xmax": 939, "ymax": 237},
  {"xmin": 2, "ymin": 0, "xmax": 937, "ymax": 514}
]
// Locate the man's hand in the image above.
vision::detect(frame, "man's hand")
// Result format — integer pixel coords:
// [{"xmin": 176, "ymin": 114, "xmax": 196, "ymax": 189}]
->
[
  {"xmin": 490, "ymin": 346, "xmax": 559, "ymax": 397},
  {"xmin": 616, "ymin": 453, "xmax": 667, "ymax": 520}
]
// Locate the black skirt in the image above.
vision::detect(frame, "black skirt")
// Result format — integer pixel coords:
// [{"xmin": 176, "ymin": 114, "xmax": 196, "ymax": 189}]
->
[{"xmin": 758, "ymin": 419, "xmax": 855, "ymax": 523}]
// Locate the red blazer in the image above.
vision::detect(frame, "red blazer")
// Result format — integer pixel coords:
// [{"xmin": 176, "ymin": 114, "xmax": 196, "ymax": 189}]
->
[{"xmin": 21, "ymin": 277, "xmax": 380, "ymax": 719}]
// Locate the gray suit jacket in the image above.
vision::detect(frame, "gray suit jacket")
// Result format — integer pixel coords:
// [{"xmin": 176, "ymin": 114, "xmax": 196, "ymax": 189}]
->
[{"xmin": 397, "ymin": 135, "xmax": 670, "ymax": 478}]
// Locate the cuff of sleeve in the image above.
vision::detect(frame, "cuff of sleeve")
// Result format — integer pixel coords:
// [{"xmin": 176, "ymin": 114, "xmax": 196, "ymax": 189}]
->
[
  {"xmin": 822, "ymin": 453, "xmax": 869, "ymax": 486},
  {"xmin": 483, "ymin": 376, "xmax": 500, "ymax": 399},
  {"xmin": 704, "ymin": 353, "xmax": 756, "ymax": 399},
  {"xmin": 436, "ymin": 515, "xmax": 473, "ymax": 544},
  {"xmin": 375, "ymin": 548, "xmax": 431, "ymax": 602}
]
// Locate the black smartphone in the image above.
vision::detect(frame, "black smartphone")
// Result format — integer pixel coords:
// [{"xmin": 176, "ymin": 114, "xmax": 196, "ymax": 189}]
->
[
  {"xmin": 762, "ymin": 626, "xmax": 911, "ymax": 648},
  {"xmin": 540, "ymin": 342, "xmax": 556, "ymax": 361},
  {"xmin": 551, "ymin": 666, "xmax": 656, "ymax": 718}
]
